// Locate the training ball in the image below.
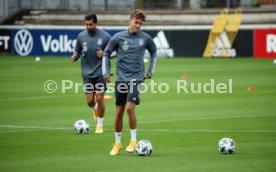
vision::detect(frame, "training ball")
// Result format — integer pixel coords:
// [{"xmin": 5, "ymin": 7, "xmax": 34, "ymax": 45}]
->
[
  {"xmin": 135, "ymin": 140, "xmax": 153, "ymax": 156},
  {"xmin": 143, "ymin": 58, "xmax": 149, "ymax": 63},
  {"xmin": 74, "ymin": 119, "xmax": 89, "ymax": 134},
  {"xmin": 218, "ymin": 138, "xmax": 236, "ymax": 154},
  {"xmin": 35, "ymin": 56, "xmax": 41, "ymax": 62}
]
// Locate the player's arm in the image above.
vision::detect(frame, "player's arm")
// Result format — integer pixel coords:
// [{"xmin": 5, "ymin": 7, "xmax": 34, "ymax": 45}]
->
[
  {"xmin": 145, "ymin": 36, "xmax": 157, "ymax": 79},
  {"xmin": 102, "ymin": 36, "xmax": 118, "ymax": 82},
  {"xmin": 71, "ymin": 37, "xmax": 82, "ymax": 62}
]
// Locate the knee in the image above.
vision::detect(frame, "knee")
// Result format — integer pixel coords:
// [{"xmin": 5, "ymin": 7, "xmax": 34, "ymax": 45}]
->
[
  {"xmin": 87, "ymin": 100, "xmax": 95, "ymax": 108},
  {"xmin": 95, "ymin": 93, "xmax": 104, "ymax": 103},
  {"xmin": 117, "ymin": 110, "xmax": 124, "ymax": 116},
  {"xmin": 126, "ymin": 103, "xmax": 135, "ymax": 114},
  {"xmin": 115, "ymin": 109, "xmax": 124, "ymax": 117},
  {"xmin": 126, "ymin": 107, "xmax": 134, "ymax": 114}
]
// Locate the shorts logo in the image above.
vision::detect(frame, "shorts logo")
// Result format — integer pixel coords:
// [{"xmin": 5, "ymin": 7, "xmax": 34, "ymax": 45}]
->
[
  {"xmin": 14, "ymin": 29, "xmax": 33, "ymax": 56},
  {"xmin": 97, "ymin": 38, "xmax": 103, "ymax": 45},
  {"xmin": 83, "ymin": 42, "xmax": 88, "ymax": 52},
  {"xmin": 122, "ymin": 40, "xmax": 129, "ymax": 51}
]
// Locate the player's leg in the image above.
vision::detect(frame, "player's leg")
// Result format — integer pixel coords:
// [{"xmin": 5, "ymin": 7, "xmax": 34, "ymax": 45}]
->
[
  {"xmin": 125, "ymin": 102, "xmax": 138, "ymax": 153},
  {"xmin": 110, "ymin": 104, "xmax": 125, "ymax": 156},
  {"xmin": 85, "ymin": 93, "xmax": 97, "ymax": 121},
  {"xmin": 95, "ymin": 91, "xmax": 105, "ymax": 133},
  {"xmin": 95, "ymin": 92, "xmax": 105, "ymax": 118},
  {"xmin": 86, "ymin": 93, "xmax": 96, "ymax": 107},
  {"xmin": 126, "ymin": 101, "xmax": 136, "ymax": 131},
  {"xmin": 110, "ymin": 81, "xmax": 127, "ymax": 156},
  {"xmin": 94, "ymin": 77, "xmax": 108, "ymax": 133},
  {"xmin": 125, "ymin": 81, "xmax": 141, "ymax": 153},
  {"xmin": 115, "ymin": 104, "xmax": 125, "ymax": 133},
  {"xmin": 84, "ymin": 79, "xmax": 98, "ymax": 121}
]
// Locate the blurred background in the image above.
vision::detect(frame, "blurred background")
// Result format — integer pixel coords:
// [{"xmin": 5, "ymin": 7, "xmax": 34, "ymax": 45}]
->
[
  {"xmin": 0, "ymin": 0, "xmax": 275, "ymax": 58},
  {"xmin": 0, "ymin": 2, "xmax": 276, "ymax": 171},
  {"xmin": 0, "ymin": 0, "xmax": 275, "ymax": 15}
]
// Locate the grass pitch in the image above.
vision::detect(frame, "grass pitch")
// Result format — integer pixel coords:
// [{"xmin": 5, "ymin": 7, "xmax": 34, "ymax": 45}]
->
[{"xmin": 0, "ymin": 56, "xmax": 276, "ymax": 172}]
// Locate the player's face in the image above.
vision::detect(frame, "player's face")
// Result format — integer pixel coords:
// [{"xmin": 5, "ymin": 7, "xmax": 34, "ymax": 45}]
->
[
  {"xmin": 85, "ymin": 19, "xmax": 96, "ymax": 33},
  {"xmin": 128, "ymin": 17, "xmax": 144, "ymax": 33}
]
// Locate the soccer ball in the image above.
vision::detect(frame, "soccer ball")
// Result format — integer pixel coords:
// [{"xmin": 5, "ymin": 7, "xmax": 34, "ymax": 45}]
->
[
  {"xmin": 35, "ymin": 56, "xmax": 41, "ymax": 62},
  {"xmin": 218, "ymin": 138, "xmax": 236, "ymax": 154},
  {"xmin": 74, "ymin": 119, "xmax": 89, "ymax": 134},
  {"xmin": 135, "ymin": 140, "xmax": 153, "ymax": 156}
]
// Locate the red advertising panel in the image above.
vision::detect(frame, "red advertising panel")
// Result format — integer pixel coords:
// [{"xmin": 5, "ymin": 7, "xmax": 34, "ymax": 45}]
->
[{"xmin": 254, "ymin": 29, "xmax": 276, "ymax": 58}]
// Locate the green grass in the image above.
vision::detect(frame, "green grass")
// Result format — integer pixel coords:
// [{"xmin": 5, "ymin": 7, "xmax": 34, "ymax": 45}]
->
[{"xmin": 0, "ymin": 56, "xmax": 276, "ymax": 172}]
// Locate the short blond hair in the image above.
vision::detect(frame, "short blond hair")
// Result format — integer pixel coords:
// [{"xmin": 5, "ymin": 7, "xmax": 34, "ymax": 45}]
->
[{"xmin": 130, "ymin": 9, "xmax": 146, "ymax": 22}]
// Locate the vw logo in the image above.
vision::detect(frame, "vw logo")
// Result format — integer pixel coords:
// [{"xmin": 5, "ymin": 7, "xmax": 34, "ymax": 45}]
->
[{"xmin": 14, "ymin": 29, "xmax": 33, "ymax": 56}]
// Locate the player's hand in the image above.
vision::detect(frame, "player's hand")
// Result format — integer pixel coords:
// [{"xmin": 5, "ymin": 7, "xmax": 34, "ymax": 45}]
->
[
  {"xmin": 96, "ymin": 48, "xmax": 103, "ymax": 58},
  {"xmin": 144, "ymin": 73, "xmax": 152, "ymax": 80},
  {"xmin": 71, "ymin": 55, "xmax": 77, "ymax": 62}
]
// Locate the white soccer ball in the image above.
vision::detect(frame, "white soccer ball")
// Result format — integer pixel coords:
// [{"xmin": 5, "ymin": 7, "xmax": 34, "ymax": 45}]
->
[
  {"xmin": 135, "ymin": 140, "xmax": 153, "ymax": 156},
  {"xmin": 35, "ymin": 56, "xmax": 41, "ymax": 62},
  {"xmin": 74, "ymin": 119, "xmax": 90, "ymax": 134},
  {"xmin": 218, "ymin": 137, "xmax": 236, "ymax": 154}
]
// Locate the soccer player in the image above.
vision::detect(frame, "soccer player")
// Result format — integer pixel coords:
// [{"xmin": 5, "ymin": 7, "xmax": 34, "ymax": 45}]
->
[
  {"xmin": 102, "ymin": 9, "xmax": 157, "ymax": 156},
  {"xmin": 71, "ymin": 13, "xmax": 111, "ymax": 134}
]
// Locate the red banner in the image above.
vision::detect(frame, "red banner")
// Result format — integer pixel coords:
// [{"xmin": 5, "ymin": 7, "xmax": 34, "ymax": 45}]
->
[{"xmin": 254, "ymin": 29, "xmax": 276, "ymax": 58}]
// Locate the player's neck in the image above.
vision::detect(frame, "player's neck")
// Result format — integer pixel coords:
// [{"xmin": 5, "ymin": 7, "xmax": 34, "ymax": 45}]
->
[
  {"xmin": 87, "ymin": 28, "xmax": 96, "ymax": 34},
  {"xmin": 128, "ymin": 28, "xmax": 137, "ymax": 35}
]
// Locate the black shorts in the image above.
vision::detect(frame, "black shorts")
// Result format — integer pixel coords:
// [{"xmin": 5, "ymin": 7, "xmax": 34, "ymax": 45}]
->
[
  {"xmin": 83, "ymin": 77, "xmax": 107, "ymax": 94},
  {"xmin": 115, "ymin": 80, "xmax": 142, "ymax": 105}
]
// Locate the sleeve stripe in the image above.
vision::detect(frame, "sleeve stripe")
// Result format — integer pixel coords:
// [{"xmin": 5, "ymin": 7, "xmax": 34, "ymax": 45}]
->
[{"xmin": 102, "ymin": 56, "xmax": 107, "ymax": 76}]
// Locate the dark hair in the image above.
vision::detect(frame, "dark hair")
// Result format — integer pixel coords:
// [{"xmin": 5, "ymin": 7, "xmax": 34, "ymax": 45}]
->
[
  {"xmin": 130, "ymin": 9, "xmax": 146, "ymax": 22},
  {"xmin": 84, "ymin": 13, "xmax": 97, "ymax": 23}
]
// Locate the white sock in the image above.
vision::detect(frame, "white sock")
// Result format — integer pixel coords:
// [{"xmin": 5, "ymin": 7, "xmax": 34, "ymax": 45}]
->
[
  {"xmin": 130, "ymin": 129, "xmax": 137, "ymax": 141},
  {"xmin": 97, "ymin": 118, "xmax": 104, "ymax": 127},
  {"xmin": 115, "ymin": 132, "xmax": 122, "ymax": 144}
]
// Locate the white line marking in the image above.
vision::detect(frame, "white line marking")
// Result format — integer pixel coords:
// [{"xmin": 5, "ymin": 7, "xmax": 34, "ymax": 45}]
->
[
  {"xmin": 1, "ymin": 90, "xmax": 275, "ymax": 102},
  {"xmin": 139, "ymin": 129, "xmax": 276, "ymax": 133},
  {"xmin": 0, "ymin": 129, "xmax": 48, "ymax": 134},
  {"xmin": 0, "ymin": 113, "xmax": 273, "ymax": 132},
  {"xmin": 0, "ymin": 125, "xmax": 71, "ymax": 130},
  {"xmin": 139, "ymin": 113, "xmax": 275, "ymax": 124},
  {"xmin": 0, "ymin": 95, "xmax": 82, "ymax": 101},
  {"xmin": 0, "ymin": 124, "xmax": 276, "ymax": 134}
]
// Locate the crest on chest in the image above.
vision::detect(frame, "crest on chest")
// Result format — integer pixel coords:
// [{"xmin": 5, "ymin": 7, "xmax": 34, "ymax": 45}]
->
[
  {"xmin": 138, "ymin": 39, "xmax": 144, "ymax": 46},
  {"xmin": 122, "ymin": 41, "xmax": 129, "ymax": 51},
  {"xmin": 97, "ymin": 38, "xmax": 103, "ymax": 46}
]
